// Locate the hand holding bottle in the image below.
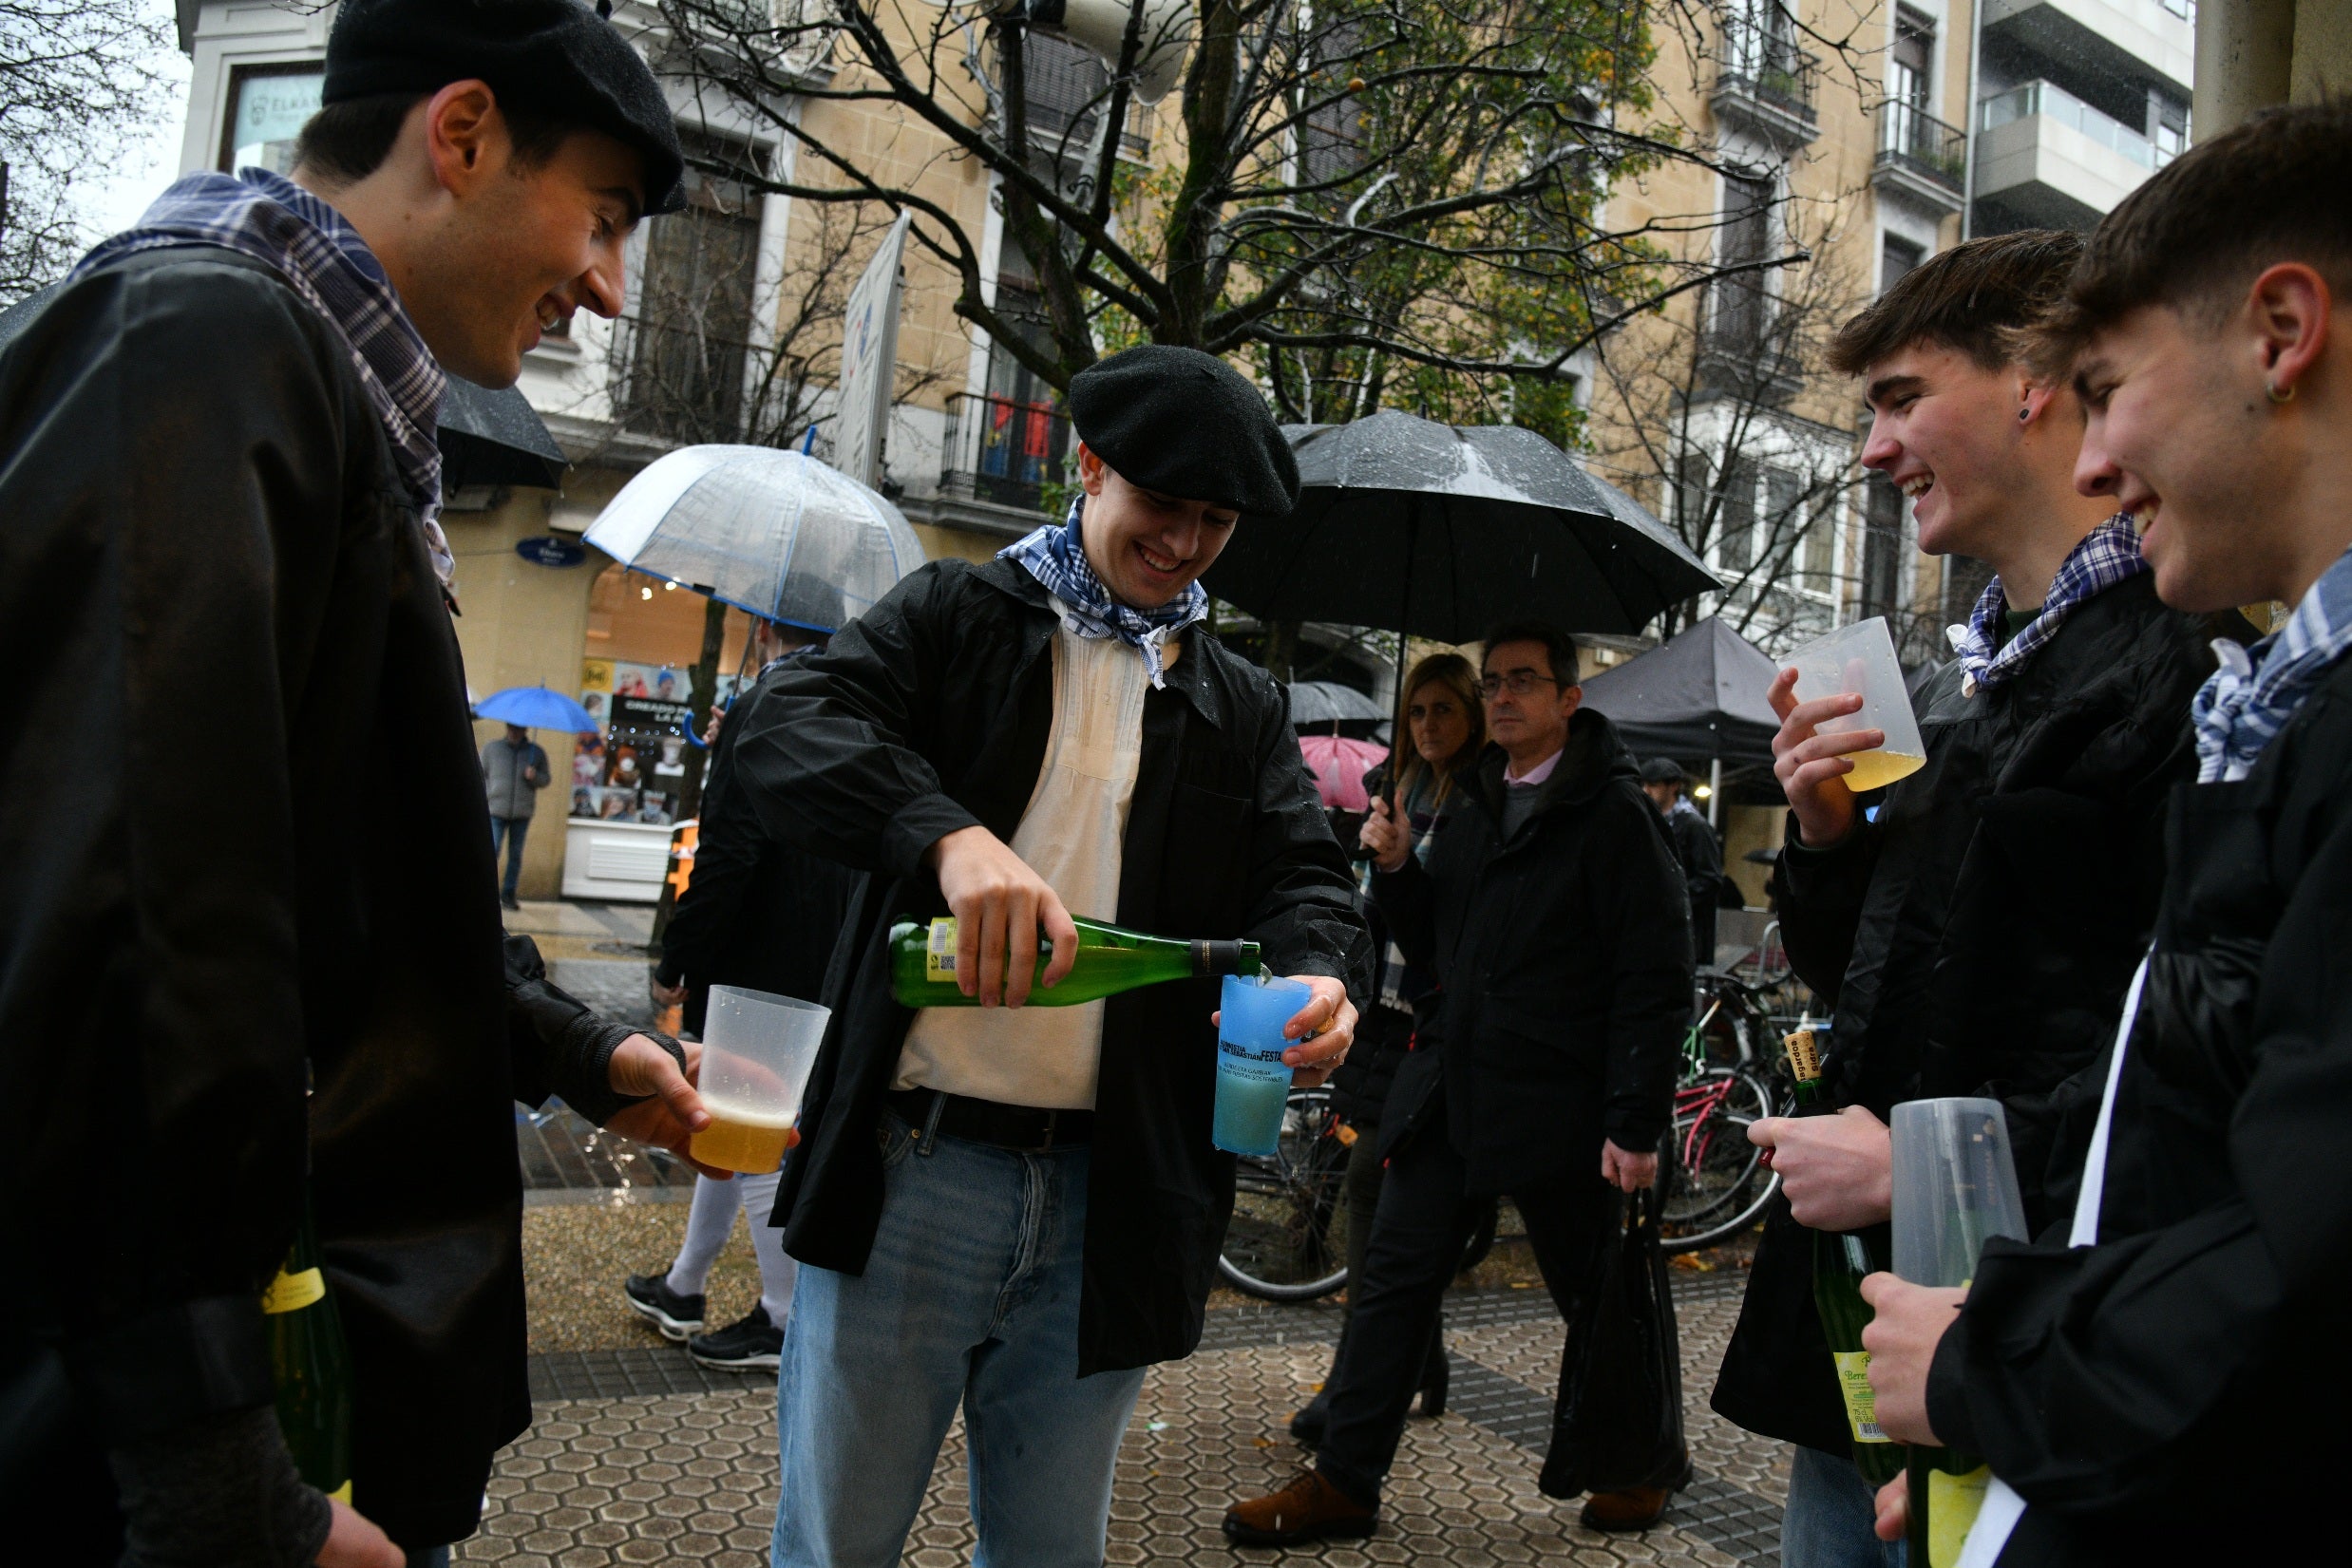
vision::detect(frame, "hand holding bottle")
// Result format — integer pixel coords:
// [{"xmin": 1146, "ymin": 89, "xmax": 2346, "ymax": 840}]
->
[
  {"xmin": 1768, "ymin": 668, "xmax": 1885, "ymax": 848},
  {"xmin": 927, "ymin": 825, "xmax": 1079, "ymax": 1006},
  {"xmin": 1748, "ymin": 1105, "xmax": 1893, "ymax": 1230},
  {"xmin": 316, "ymin": 1498, "xmax": 404, "ymax": 1567},
  {"xmin": 1857, "ymin": 1272, "xmax": 1967, "ymax": 1444}
]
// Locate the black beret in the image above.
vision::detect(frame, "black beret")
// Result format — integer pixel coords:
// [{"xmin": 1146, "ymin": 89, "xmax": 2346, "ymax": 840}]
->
[
  {"xmin": 1638, "ymin": 757, "xmax": 1688, "ymax": 785},
  {"xmin": 324, "ymin": 0, "xmax": 687, "ymax": 216},
  {"xmin": 1069, "ymin": 346, "xmax": 1300, "ymax": 517}
]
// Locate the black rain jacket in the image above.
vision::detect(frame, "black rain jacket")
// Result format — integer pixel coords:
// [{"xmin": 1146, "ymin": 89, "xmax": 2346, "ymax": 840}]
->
[
  {"xmin": 1370, "ymin": 709, "xmax": 1691, "ymax": 1190},
  {"xmin": 0, "ymin": 249, "xmax": 652, "ymax": 1553},
  {"xmin": 1711, "ymin": 575, "xmax": 2226, "ymax": 1458},
  {"xmin": 728, "ymin": 556, "xmax": 1371, "ymax": 1373},
  {"xmin": 656, "ymin": 656, "xmax": 858, "ymax": 1034},
  {"xmin": 1925, "ymin": 651, "xmax": 2352, "ymax": 1565}
]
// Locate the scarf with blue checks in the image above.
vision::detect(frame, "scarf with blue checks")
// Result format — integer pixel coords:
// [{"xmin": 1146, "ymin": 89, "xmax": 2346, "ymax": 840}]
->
[
  {"xmin": 2191, "ymin": 543, "xmax": 2352, "ymax": 784},
  {"xmin": 999, "ymin": 496, "xmax": 1207, "ymax": 688},
  {"xmin": 72, "ymin": 167, "xmax": 453, "ymax": 587},
  {"xmin": 1944, "ymin": 514, "xmax": 2147, "ymax": 696}
]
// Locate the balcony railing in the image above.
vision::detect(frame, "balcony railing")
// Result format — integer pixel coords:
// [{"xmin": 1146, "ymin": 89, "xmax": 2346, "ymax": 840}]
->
[
  {"xmin": 1878, "ymin": 101, "xmax": 1966, "ymax": 188},
  {"xmin": 1710, "ymin": 12, "xmax": 1820, "ymax": 145},
  {"xmin": 941, "ymin": 391, "xmax": 1071, "ymax": 511},
  {"xmin": 1978, "ymin": 80, "xmax": 2172, "ymax": 171}
]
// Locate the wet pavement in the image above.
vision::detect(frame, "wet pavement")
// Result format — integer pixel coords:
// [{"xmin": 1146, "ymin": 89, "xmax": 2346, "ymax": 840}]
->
[{"xmin": 482, "ymin": 899, "xmax": 1790, "ymax": 1565}]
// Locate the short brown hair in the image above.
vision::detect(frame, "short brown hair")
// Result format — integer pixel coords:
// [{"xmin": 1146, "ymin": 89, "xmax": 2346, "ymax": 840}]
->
[
  {"xmin": 2022, "ymin": 100, "xmax": 2352, "ymax": 378},
  {"xmin": 1827, "ymin": 230, "xmax": 2084, "ymax": 377},
  {"xmin": 294, "ymin": 90, "xmax": 577, "ymax": 187}
]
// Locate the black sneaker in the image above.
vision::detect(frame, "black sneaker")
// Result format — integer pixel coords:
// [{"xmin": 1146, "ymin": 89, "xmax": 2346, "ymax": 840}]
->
[
  {"xmin": 689, "ymin": 1304, "xmax": 783, "ymax": 1370},
  {"xmin": 501, "ymin": 894, "xmax": 522, "ymax": 912},
  {"xmin": 623, "ymin": 1270, "xmax": 706, "ymax": 1341}
]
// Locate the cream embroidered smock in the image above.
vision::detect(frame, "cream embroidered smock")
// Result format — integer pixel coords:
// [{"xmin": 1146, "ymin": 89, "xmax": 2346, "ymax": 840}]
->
[{"xmin": 892, "ymin": 609, "xmax": 1167, "ymax": 1109}]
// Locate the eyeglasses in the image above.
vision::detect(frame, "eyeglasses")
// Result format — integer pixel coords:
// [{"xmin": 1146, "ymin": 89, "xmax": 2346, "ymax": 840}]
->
[{"xmin": 1478, "ymin": 671, "xmax": 1565, "ymax": 698}]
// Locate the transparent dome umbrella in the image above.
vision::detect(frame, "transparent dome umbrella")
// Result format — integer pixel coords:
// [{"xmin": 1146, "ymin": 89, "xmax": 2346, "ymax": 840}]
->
[{"xmin": 583, "ymin": 445, "xmax": 927, "ymax": 633}]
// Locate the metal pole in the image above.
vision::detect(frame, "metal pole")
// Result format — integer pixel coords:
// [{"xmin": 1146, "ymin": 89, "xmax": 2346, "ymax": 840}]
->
[{"xmin": 1708, "ymin": 756, "xmax": 1722, "ymax": 827}]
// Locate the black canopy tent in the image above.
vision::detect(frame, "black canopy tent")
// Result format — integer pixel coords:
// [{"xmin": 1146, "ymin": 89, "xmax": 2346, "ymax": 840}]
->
[{"xmin": 1579, "ymin": 616, "xmax": 1782, "ymax": 820}]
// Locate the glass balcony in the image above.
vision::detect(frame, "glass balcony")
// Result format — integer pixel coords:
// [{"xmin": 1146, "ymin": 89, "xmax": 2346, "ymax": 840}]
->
[{"xmin": 1977, "ymin": 80, "xmax": 2169, "ymax": 170}]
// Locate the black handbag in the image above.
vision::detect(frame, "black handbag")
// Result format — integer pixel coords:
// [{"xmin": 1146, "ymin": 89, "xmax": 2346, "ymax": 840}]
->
[{"xmin": 1539, "ymin": 1188, "xmax": 1693, "ymax": 1499}]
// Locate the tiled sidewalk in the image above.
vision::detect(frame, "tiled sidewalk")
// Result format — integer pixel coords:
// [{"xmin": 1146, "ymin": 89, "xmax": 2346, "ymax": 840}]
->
[{"xmin": 464, "ymin": 1275, "xmax": 1783, "ymax": 1567}]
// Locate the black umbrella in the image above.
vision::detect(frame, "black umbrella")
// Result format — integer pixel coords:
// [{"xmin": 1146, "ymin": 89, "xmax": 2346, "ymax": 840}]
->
[
  {"xmin": 1206, "ymin": 410, "xmax": 1717, "ymax": 642},
  {"xmin": 439, "ymin": 374, "xmax": 570, "ymax": 490},
  {"xmin": 1288, "ymin": 679, "xmax": 1387, "ymax": 732},
  {"xmin": 0, "ymin": 284, "xmax": 570, "ymax": 492}
]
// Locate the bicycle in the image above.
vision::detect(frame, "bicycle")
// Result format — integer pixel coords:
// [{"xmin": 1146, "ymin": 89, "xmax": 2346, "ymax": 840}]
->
[
  {"xmin": 1659, "ymin": 968, "xmax": 1803, "ymax": 1253},
  {"xmin": 1217, "ymin": 1085, "xmax": 1354, "ymax": 1301},
  {"xmin": 1215, "ymin": 1084, "xmax": 1499, "ymax": 1302}
]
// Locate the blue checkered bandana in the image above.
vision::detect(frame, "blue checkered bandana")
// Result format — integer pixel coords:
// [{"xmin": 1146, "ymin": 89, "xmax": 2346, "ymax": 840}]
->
[
  {"xmin": 2191, "ymin": 543, "xmax": 2352, "ymax": 784},
  {"xmin": 999, "ymin": 495, "xmax": 1208, "ymax": 688},
  {"xmin": 1944, "ymin": 514, "xmax": 2147, "ymax": 696},
  {"xmin": 72, "ymin": 167, "xmax": 453, "ymax": 587}
]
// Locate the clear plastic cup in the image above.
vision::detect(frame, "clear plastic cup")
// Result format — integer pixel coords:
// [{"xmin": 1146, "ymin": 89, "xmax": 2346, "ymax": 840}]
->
[
  {"xmin": 1213, "ymin": 974, "xmax": 1311, "ymax": 1157},
  {"xmin": 1781, "ymin": 616, "xmax": 1928, "ymax": 794},
  {"xmin": 689, "ymin": 986, "xmax": 830, "ymax": 1174},
  {"xmin": 1889, "ymin": 1097, "xmax": 2029, "ymax": 1287}
]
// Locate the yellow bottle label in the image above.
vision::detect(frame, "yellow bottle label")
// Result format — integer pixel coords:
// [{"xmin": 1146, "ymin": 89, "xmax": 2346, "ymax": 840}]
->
[
  {"xmin": 328, "ymin": 1481, "xmax": 353, "ymax": 1505},
  {"xmin": 925, "ymin": 918, "xmax": 957, "ymax": 982},
  {"xmin": 260, "ymin": 1266, "xmax": 326, "ymax": 1314},
  {"xmin": 1927, "ymin": 1464, "xmax": 1992, "ymax": 1568},
  {"xmin": 1830, "ymin": 1351, "xmax": 1889, "ymax": 1442}
]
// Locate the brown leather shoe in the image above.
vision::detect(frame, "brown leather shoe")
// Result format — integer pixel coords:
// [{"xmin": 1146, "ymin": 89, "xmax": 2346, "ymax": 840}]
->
[
  {"xmin": 1223, "ymin": 1467, "xmax": 1377, "ymax": 1546},
  {"xmin": 1579, "ymin": 1484, "xmax": 1671, "ymax": 1532}
]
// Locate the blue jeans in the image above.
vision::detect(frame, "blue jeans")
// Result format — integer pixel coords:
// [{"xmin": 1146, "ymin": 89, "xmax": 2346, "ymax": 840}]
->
[
  {"xmin": 770, "ymin": 1115, "xmax": 1147, "ymax": 1568},
  {"xmin": 488, "ymin": 814, "xmax": 529, "ymax": 901},
  {"xmin": 1784, "ymin": 1445, "xmax": 1907, "ymax": 1568}
]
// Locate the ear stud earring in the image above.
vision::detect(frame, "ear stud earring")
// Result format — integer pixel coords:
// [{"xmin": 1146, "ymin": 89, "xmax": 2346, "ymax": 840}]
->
[{"xmin": 2267, "ymin": 380, "xmax": 2296, "ymax": 404}]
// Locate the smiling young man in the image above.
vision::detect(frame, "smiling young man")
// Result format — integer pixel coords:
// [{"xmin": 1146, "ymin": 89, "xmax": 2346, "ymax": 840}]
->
[
  {"xmin": 1226, "ymin": 621, "xmax": 1691, "ymax": 1545},
  {"xmin": 1856, "ymin": 101, "xmax": 2352, "ymax": 1568},
  {"xmin": 1708, "ymin": 231, "xmax": 2232, "ymax": 1568},
  {"xmin": 726, "ymin": 344, "xmax": 1371, "ymax": 1567},
  {"xmin": 0, "ymin": 4, "xmax": 704, "ymax": 1565}
]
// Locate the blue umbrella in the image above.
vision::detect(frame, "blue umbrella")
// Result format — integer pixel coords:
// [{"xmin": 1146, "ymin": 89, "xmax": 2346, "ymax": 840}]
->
[{"xmin": 475, "ymin": 684, "xmax": 599, "ymax": 733}]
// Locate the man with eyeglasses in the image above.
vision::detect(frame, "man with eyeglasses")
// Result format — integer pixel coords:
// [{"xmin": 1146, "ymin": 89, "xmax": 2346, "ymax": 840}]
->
[{"xmin": 1226, "ymin": 619, "xmax": 1692, "ymax": 1545}]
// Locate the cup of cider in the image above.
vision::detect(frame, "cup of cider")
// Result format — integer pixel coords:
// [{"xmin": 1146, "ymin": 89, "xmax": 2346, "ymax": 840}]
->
[
  {"xmin": 1781, "ymin": 615, "xmax": 1928, "ymax": 794},
  {"xmin": 690, "ymin": 986, "xmax": 829, "ymax": 1174}
]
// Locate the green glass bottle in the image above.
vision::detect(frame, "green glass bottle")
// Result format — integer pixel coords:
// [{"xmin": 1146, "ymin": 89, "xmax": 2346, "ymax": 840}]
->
[
  {"xmin": 1785, "ymin": 1026, "xmax": 1906, "ymax": 1488},
  {"xmin": 263, "ymin": 1187, "xmax": 354, "ymax": 1505},
  {"xmin": 889, "ymin": 915, "xmax": 1260, "ymax": 1008}
]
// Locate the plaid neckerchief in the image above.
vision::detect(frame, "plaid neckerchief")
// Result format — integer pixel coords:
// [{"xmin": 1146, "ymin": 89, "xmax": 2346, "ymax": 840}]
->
[
  {"xmin": 1944, "ymin": 514, "xmax": 2147, "ymax": 696},
  {"xmin": 71, "ymin": 167, "xmax": 453, "ymax": 587},
  {"xmin": 2191, "ymin": 543, "xmax": 2352, "ymax": 783},
  {"xmin": 999, "ymin": 495, "xmax": 1207, "ymax": 689}
]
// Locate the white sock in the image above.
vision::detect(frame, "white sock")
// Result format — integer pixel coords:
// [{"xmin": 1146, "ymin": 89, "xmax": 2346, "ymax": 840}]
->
[
  {"xmin": 737, "ymin": 1168, "xmax": 797, "ymax": 1328},
  {"xmin": 665, "ymin": 1174, "xmax": 742, "ymax": 1296}
]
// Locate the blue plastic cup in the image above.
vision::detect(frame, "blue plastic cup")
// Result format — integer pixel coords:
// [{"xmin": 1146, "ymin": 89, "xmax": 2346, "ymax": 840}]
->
[{"xmin": 1214, "ymin": 973, "xmax": 1312, "ymax": 1157}]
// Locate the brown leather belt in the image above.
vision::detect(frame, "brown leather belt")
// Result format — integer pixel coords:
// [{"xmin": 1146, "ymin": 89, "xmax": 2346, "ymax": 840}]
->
[{"xmin": 884, "ymin": 1087, "xmax": 1095, "ymax": 1151}]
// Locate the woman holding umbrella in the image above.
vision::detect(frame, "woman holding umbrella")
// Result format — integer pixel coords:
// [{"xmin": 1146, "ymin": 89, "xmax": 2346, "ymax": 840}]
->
[{"xmin": 1292, "ymin": 652, "xmax": 1485, "ymax": 1444}]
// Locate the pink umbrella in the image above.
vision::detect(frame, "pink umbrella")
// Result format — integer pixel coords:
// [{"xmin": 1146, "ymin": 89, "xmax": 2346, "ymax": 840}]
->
[{"xmin": 1299, "ymin": 734, "xmax": 1389, "ymax": 811}]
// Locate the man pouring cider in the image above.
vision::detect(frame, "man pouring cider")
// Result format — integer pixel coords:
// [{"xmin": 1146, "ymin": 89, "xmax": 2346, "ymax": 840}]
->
[{"xmin": 728, "ymin": 344, "xmax": 1372, "ymax": 1567}]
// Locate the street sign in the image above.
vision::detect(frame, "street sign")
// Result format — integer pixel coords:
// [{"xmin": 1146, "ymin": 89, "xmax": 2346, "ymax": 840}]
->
[
  {"xmin": 516, "ymin": 535, "xmax": 588, "ymax": 568},
  {"xmin": 831, "ymin": 212, "xmax": 910, "ymax": 490}
]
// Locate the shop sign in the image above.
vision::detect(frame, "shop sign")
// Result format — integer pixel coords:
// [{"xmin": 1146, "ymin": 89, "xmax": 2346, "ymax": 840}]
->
[
  {"xmin": 516, "ymin": 534, "xmax": 588, "ymax": 568},
  {"xmin": 611, "ymin": 694, "xmax": 693, "ymax": 736}
]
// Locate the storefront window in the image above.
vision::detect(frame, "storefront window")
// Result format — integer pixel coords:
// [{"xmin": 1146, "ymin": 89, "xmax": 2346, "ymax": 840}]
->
[
  {"xmin": 572, "ymin": 565, "xmax": 759, "ymax": 826},
  {"xmin": 222, "ymin": 66, "xmax": 324, "ymax": 176}
]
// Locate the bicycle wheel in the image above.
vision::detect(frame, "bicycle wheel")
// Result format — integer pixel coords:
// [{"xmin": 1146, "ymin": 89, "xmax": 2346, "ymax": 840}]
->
[
  {"xmin": 1660, "ymin": 1067, "xmax": 1781, "ymax": 1254},
  {"xmin": 1217, "ymin": 1086, "xmax": 1354, "ymax": 1301}
]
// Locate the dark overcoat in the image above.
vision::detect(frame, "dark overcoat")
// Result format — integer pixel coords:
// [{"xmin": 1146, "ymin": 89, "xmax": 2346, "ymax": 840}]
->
[
  {"xmin": 1369, "ymin": 708, "xmax": 1692, "ymax": 1192},
  {"xmin": 728, "ymin": 556, "xmax": 1371, "ymax": 1374},
  {"xmin": 1712, "ymin": 575, "xmax": 2229, "ymax": 1458},
  {"xmin": 0, "ymin": 248, "xmax": 650, "ymax": 1554}
]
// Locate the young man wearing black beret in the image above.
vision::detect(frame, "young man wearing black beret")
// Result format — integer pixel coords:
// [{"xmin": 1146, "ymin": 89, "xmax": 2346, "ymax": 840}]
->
[
  {"xmin": 0, "ymin": 3, "xmax": 703, "ymax": 1565},
  {"xmin": 728, "ymin": 343, "xmax": 1374, "ymax": 1566}
]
